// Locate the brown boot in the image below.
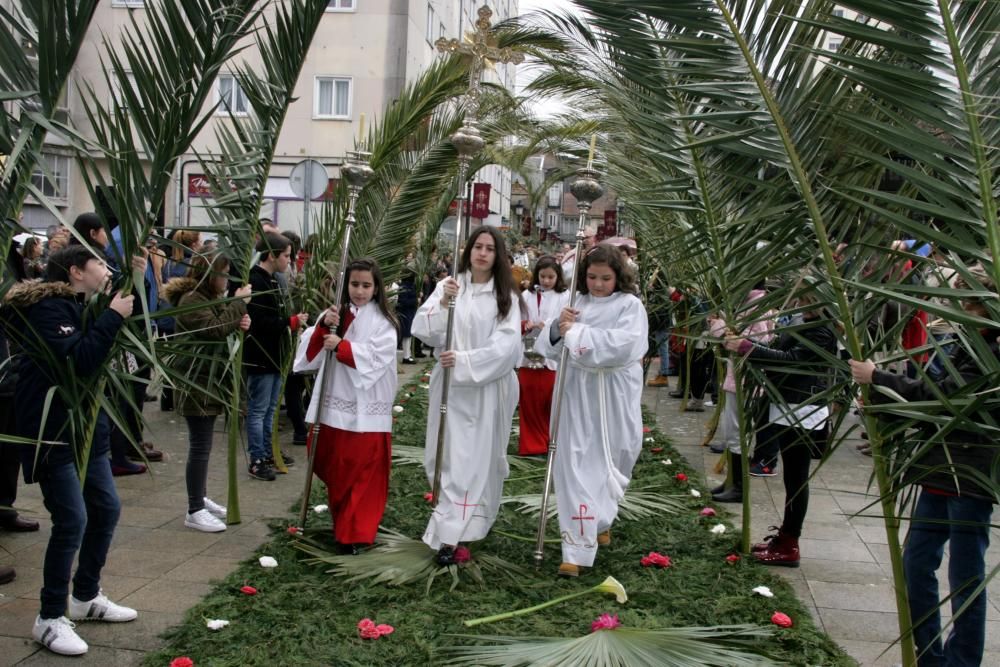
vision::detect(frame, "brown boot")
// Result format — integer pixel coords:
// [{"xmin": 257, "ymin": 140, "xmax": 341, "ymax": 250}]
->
[
  {"xmin": 752, "ymin": 530, "xmax": 800, "ymax": 567},
  {"xmin": 558, "ymin": 563, "xmax": 582, "ymax": 577},
  {"xmin": 646, "ymin": 375, "xmax": 669, "ymax": 388},
  {"xmin": 597, "ymin": 530, "xmax": 611, "ymax": 546}
]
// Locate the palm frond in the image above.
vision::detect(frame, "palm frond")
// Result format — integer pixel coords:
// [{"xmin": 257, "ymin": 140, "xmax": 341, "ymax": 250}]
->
[
  {"xmin": 502, "ymin": 490, "xmax": 687, "ymax": 521},
  {"xmin": 444, "ymin": 624, "xmax": 778, "ymax": 667}
]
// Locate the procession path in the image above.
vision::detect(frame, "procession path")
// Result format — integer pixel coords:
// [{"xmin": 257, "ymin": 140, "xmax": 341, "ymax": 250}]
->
[{"xmin": 646, "ymin": 383, "xmax": 1000, "ymax": 667}]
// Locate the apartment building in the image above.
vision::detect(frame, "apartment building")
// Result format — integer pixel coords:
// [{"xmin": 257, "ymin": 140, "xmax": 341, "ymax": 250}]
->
[{"xmin": 13, "ymin": 0, "xmax": 518, "ymax": 235}]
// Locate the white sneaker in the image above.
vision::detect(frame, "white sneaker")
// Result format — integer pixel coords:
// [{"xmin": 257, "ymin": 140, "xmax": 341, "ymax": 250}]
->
[
  {"xmin": 67, "ymin": 591, "xmax": 138, "ymax": 623},
  {"xmin": 203, "ymin": 497, "xmax": 227, "ymax": 520},
  {"xmin": 704, "ymin": 398, "xmax": 715, "ymax": 407},
  {"xmin": 184, "ymin": 508, "xmax": 227, "ymax": 533},
  {"xmin": 33, "ymin": 616, "xmax": 88, "ymax": 655}
]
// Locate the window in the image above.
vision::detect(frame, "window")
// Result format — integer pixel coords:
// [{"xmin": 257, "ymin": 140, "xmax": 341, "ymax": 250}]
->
[
  {"xmin": 31, "ymin": 153, "xmax": 69, "ymax": 202},
  {"xmin": 112, "ymin": 0, "xmax": 145, "ymax": 7},
  {"xmin": 109, "ymin": 71, "xmax": 141, "ymax": 110},
  {"xmin": 828, "ymin": 39, "xmax": 842, "ymax": 52},
  {"xmin": 547, "ymin": 182, "xmax": 562, "ymax": 208},
  {"xmin": 216, "ymin": 74, "xmax": 249, "ymax": 116},
  {"xmin": 440, "ymin": 22, "xmax": 446, "ymax": 40},
  {"xmin": 326, "ymin": 0, "xmax": 355, "ymax": 11},
  {"xmin": 314, "ymin": 76, "xmax": 351, "ymax": 119},
  {"xmin": 832, "ymin": 8, "xmax": 844, "ymax": 18},
  {"xmin": 426, "ymin": 4, "xmax": 436, "ymax": 44}
]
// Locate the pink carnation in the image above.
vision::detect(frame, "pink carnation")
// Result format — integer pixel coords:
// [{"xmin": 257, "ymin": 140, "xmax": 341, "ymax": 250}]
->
[
  {"xmin": 423, "ymin": 492, "xmax": 434, "ymax": 503},
  {"xmin": 590, "ymin": 613, "xmax": 622, "ymax": 633},
  {"xmin": 771, "ymin": 611, "xmax": 793, "ymax": 628},
  {"xmin": 170, "ymin": 659, "xmax": 194, "ymax": 667},
  {"xmin": 358, "ymin": 618, "xmax": 395, "ymax": 639},
  {"xmin": 699, "ymin": 507, "xmax": 717, "ymax": 517},
  {"xmin": 375, "ymin": 624, "xmax": 395, "ymax": 636},
  {"xmin": 640, "ymin": 552, "xmax": 672, "ymax": 568}
]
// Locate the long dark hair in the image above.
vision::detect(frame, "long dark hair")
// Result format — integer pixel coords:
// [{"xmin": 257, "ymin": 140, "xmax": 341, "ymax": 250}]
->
[
  {"xmin": 457, "ymin": 226, "xmax": 521, "ymax": 320},
  {"xmin": 338, "ymin": 257, "xmax": 399, "ymax": 334},
  {"xmin": 188, "ymin": 252, "xmax": 231, "ymax": 297},
  {"xmin": 531, "ymin": 255, "xmax": 566, "ymax": 293},
  {"xmin": 577, "ymin": 243, "xmax": 638, "ymax": 295}
]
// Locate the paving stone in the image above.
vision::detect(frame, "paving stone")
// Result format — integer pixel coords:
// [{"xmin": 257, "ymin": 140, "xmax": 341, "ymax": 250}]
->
[
  {"xmin": 834, "ymin": 639, "xmax": 902, "ymax": 666},
  {"xmin": 810, "ymin": 581, "xmax": 900, "ymax": 613},
  {"xmin": 162, "ymin": 555, "xmax": 243, "ymax": 584},
  {"xmin": 797, "ymin": 559, "xmax": 891, "ymax": 585},
  {"xmin": 817, "ymin": 608, "xmax": 901, "ymax": 643},
  {"xmin": 0, "ymin": 635, "xmax": 40, "ymax": 664},
  {"xmin": 799, "ymin": 537, "xmax": 876, "ymax": 563},
  {"xmin": 118, "ymin": 578, "xmax": 214, "ymax": 615},
  {"xmin": 77, "ymin": 609, "xmax": 177, "ymax": 653},
  {"xmin": 123, "ymin": 527, "xmax": 223, "ymax": 555},
  {"xmin": 100, "ymin": 548, "xmax": 192, "ymax": 579},
  {"xmin": 15, "ymin": 644, "xmax": 146, "ymax": 666}
]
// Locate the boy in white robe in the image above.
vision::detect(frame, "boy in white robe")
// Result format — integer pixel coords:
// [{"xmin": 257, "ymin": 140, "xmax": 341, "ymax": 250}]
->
[
  {"xmin": 536, "ymin": 244, "xmax": 648, "ymax": 576},
  {"xmin": 413, "ymin": 227, "xmax": 522, "ymax": 564}
]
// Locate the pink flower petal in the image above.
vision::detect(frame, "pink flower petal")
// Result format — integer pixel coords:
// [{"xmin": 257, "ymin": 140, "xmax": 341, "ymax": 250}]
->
[
  {"xmin": 725, "ymin": 554, "xmax": 741, "ymax": 564},
  {"xmin": 699, "ymin": 507, "xmax": 717, "ymax": 517},
  {"xmin": 357, "ymin": 618, "xmax": 376, "ymax": 631},
  {"xmin": 650, "ymin": 447, "xmax": 664, "ymax": 454},
  {"xmin": 771, "ymin": 611, "xmax": 793, "ymax": 628},
  {"xmin": 170, "ymin": 659, "xmax": 194, "ymax": 667},
  {"xmin": 590, "ymin": 613, "xmax": 622, "ymax": 632},
  {"xmin": 239, "ymin": 585, "xmax": 257, "ymax": 595},
  {"xmin": 642, "ymin": 426, "xmax": 652, "ymax": 433},
  {"xmin": 423, "ymin": 492, "xmax": 434, "ymax": 502},
  {"xmin": 375, "ymin": 624, "xmax": 395, "ymax": 636}
]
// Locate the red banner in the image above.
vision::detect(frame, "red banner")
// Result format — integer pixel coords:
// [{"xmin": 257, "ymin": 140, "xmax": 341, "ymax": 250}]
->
[
  {"xmin": 187, "ymin": 174, "xmax": 213, "ymax": 198},
  {"xmin": 599, "ymin": 210, "xmax": 617, "ymax": 240},
  {"xmin": 471, "ymin": 183, "xmax": 491, "ymax": 219}
]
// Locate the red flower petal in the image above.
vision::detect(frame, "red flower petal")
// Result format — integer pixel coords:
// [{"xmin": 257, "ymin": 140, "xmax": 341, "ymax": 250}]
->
[
  {"xmin": 357, "ymin": 618, "xmax": 376, "ymax": 631},
  {"xmin": 375, "ymin": 624, "xmax": 395, "ymax": 636},
  {"xmin": 423, "ymin": 492, "xmax": 434, "ymax": 502},
  {"xmin": 360, "ymin": 627, "xmax": 381, "ymax": 639},
  {"xmin": 590, "ymin": 613, "xmax": 622, "ymax": 632},
  {"xmin": 650, "ymin": 447, "xmax": 664, "ymax": 454},
  {"xmin": 240, "ymin": 585, "xmax": 257, "ymax": 595},
  {"xmin": 725, "ymin": 553, "xmax": 741, "ymax": 564},
  {"xmin": 642, "ymin": 426, "xmax": 652, "ymax": 433},
  {"xmin": 674, "ymin": 473, "xmax": 688, "ymax": 482},
  {"xmin": 699, "ymin": 507, "xmax": 717, "ymax": 517},
  {"xmin": 170, "ymin": 659, "xmax": 194, "ymax": 667},
  {"xmin": 287, "ymin": 526, "xmax": 301, "ymax": 535},
  {"xmin": 771, "ymin": 611, "xmax": 793, "ymax": 628},
  {"xmin": 454, "ymin": 546, "xmax": 471, "ymax": 563}
]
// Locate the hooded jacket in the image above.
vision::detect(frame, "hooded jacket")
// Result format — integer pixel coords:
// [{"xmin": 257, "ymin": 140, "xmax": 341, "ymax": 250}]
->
[
  {"xmin": 740, "ymin": 313, "xmax": 837, "ymax": 406},
  {"xmin": 164, "ymin": 277, "xmax": 247, "ymax": 417},
  {"xmin": 871, "ymin": 330, "xmax": 1000, "ymax": 502},
  {"xmin": 2, "ymin": 280, "xmax": 124, "ymax": 482},
  {"xmin": 244, "ymin": 264, "xmax": 294, "ymax": 375}
]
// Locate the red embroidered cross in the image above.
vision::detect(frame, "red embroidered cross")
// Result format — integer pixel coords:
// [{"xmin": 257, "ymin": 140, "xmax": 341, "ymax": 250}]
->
[
  {"xmin": 457, "ymin": 491, "xmax": 479, "ymax": 520},
  {"xmin": 574, "ymin": 346, "xmax": 590, "ymax": 355},
  {"xmin": 571, "ymin": 503, "xmax": 595, "ymax": 536}
]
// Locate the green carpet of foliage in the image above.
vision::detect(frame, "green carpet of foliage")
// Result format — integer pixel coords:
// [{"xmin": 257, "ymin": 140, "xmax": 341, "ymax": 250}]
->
[{"xmin": 145, "ymin": 373, "xmax": 855, "ymax": 666}]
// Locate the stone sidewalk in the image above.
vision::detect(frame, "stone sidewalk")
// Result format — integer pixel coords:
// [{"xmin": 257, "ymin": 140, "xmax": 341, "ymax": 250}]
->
[
  {"xmin": 0, "ymin": 363, "xmax": 426, "ymax": 666},
  {"xmin": 645, "ymin": 384, "xmax": 1000, "ymax": 667}
]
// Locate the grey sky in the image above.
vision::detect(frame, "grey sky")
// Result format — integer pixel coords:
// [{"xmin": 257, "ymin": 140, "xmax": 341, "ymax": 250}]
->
[{"xmin": 516, "ymin": 0, "xmax": 579, "ymax": 117}]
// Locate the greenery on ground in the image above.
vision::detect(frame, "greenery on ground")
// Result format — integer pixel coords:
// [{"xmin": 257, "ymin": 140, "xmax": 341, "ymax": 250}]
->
[{"xmin": 144, "ymin": 375, "xmax": 855, "ymax": 666}]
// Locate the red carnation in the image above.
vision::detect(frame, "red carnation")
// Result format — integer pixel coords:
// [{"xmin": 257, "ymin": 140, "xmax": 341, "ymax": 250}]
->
[
  {"xmin": 454, "ymin": 546, "xmax": 471, "ymax": 563},
  {"xmin": 423, "ymin": 492, "xmax": 434, "ymax": 503},
  {"xmin": 725, "ymin": 554, "xmax": 741, "ymax": 564},
  {"xmin": 771, "ymin": 611, "xmax": 793, "ymax": 628},
  {"xmin": 287, "ymin": 526, "xmax": 301, "ymax": 535},
  {"xmin": 640, "ymin": 551, "xmax": 672, "ymax": 568},
  {"xmin": 170, "ymin": 658, "xmax": 194, "ymax": 667},
  {"xmin": 674, "ymin": 473, "xmax": 688, "ymax": 482},
  {"xmin": 650, "ymin": 447, "xmax": 663, "ymax": 454},
  {"xmin": 240, "ymin": 585, "xmax": 257, "ymax": 595}
]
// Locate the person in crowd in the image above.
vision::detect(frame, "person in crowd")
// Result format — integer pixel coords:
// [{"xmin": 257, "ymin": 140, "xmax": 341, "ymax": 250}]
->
[
  {"xmin": 708, "ymin": 285, "xmax": 775, "ymax": 502},
  {"xmin": 46, "ymin": 229, "xmax": 69, "ymax": 256},
  {"xmin": 245, "ymin": 233, "xmax": 307, "ymax": 480},
  {"xmin": 850, "ymin": 262, "xmax": 997, "ymax": 667},
  {"xmin": 165, "ymin": 253, "xmax": 252, "ymax": 532},
  {"xmin": 669, "ymin": 287, "xmax": 714, "ymax": 412},
  {"xmin": 396, "ymin": 262, "xmax": 420, "ymax": 364},
  {"xmin": 560, "ymin": 227, "xmax": 597, "ymax": 277},
  {"xmin": 536, "ymin": 244, "xmax": 647, "ymax": 577},
  {"xmin": 413, "ymin": 226, "xmax": 522, "ymax": 565},
  {"xmin": 722, "ymin": 282, "xmax": 836, "ymax": 566},
  {"xmin": 517, "ymin": 256, "xmax": 570, "ymax": 456},
  {"xmin": 294, "ymin": 258, "xmax": 398, "ymax": 554},
  {"xmin": 280, "ymin": 229, "xmax": 308, "ymax": 446},
  {"xmin": 645, "ymin": 266, "xmax": 675, "ymax": 387},
  {"xmin": 161, "ymin": 229, "xmax": 202, "ymax": 283},
  {"xmin": 4, "ymin": 246, "xmax": 139, "ymax": 656},
  {"xmin": 21, "ymin": 236, "xmax": 45, "ymax": 279}
]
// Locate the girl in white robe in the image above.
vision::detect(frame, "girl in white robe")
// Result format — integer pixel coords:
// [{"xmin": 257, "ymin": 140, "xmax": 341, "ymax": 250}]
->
[
  {"xmin": 293, "ymin": 258, "xmax": 398, "ymax": 552},
  {"xmin": 536, "ymin": 244, "xmax": 648, "ymax": 576},
  {"xmin": 413, "ymin": 226, "xmax": 523, "ymax": 564}
]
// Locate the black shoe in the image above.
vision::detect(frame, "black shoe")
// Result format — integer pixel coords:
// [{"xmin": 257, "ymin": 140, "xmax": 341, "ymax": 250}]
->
[
  {"xmin": 712, "ymin": 487, "xmax": 743, "ymax": 503},
  {"xmin": 414, "ymin": 352, "xmax": 427, "ymax": 359},
  {"xmin": 435, "ymin": 545, "xmax": 456, "ymax": 566},
  {"xmin": 266, "ymin": 452, "xmax": 295, "ymax": 467},
  {"xmin": 401, "ymin": 357, "xmax": 417, "ymax": 364},
  {"xmin": 708, "ymin": 442, "xmax": 725, "ymax": 454},
  {"xmin": 249, "ymin": 458, "xmax": 276, "ymax": 481},
  {"xmin": 293, "ymin": 435, "xmax": 308, "ymax": 447},
  {"xmin": 0, "ymin": 515, "xmax": 40, "ymax": 532},
  {"xmin": 710, "ymin": 482, "xmax": 726, "ymax": 495},
  {"xmin": 334, "ymin": 542, "xmax": 359, "ymax": 556}
]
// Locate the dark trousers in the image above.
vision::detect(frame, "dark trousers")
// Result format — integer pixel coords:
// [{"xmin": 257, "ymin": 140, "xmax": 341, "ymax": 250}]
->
[
  {"xmin": 110, "ymin": 366, "xmax": 150, "ymax": 464},
  {"xmin": 284, "ymin": 373, "xmax": 307, "ymax": 442},
  {"xmin": 37, "ymin": 413, "xmax": 120, "ymax": 618},
  {"xmin": 904, "ymin": 489, "xmax": 992, "ymax": 667},
  {"xmin": 757, "ymin": 423, "xmax": 815, "ymax": 538},
  {"xmin": 680, "ymin": 348, "xmax": 713, "ymax": 399},
  {"xmin": 0, "ymin": 398, "xmax": 22, "ymax": 524},
  {"xmin": 184, "ymin": 415, "xmax": 217, "ymax": 514}
]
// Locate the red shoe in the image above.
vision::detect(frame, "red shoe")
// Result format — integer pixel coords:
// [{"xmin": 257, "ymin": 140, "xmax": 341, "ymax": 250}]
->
[
  {"xmin": 752, "ymin": 530, "xmax": 800, "ymax": 567},
  {"xmin": 112, "ymin": 461, "xmax": 147, "ymax": 477},
  {"xmin": 751, "ymin": 526, "xmax": 781, "ymax": 553}
]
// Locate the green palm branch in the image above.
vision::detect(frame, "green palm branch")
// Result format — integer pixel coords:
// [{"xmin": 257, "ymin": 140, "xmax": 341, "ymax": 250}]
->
[{"xmin": 502, "ymin": 490, "xmax": 687, "ymax": 521}]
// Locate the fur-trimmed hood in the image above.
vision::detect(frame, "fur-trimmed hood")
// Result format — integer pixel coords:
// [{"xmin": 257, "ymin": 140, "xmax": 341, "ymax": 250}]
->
[
  {"xmin": 3, "ymin": 279, "xmax": 76, "ymax": 309},
  {"xmin": 163, "ymin": 276, "xmax": 201, "ymax": 307}
]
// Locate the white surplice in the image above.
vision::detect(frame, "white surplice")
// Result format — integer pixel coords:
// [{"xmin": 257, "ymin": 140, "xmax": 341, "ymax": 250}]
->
[
  {"xmin": 535, "ymin": 291, "xmax": 648, "ymax": 566},
  {"xmin": 413, "ymin": 272, "xmax": 521, "ymax": 549},
  {"xmin": 519, "ymin": 287, "xmax": 571, "ymax": 370},
  {"xmin": 293, "ymin": 302, "xmax": 398, "ymax": 433}
]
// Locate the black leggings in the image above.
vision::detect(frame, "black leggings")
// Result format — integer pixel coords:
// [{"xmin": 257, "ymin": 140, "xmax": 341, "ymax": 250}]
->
[
  {"xmin": 110, "ymin": 366, "xmax": 150, "ymax": 465},
  {"xmin": 284, "ymin": 373, "xmax": 307, "ymax": 441},
  {"xmin": 757, "ymin": 423, "xmax": 815, "ymax": 538},
  {"xmin": 185, "ymin": 415, "xmax": 217, "ymax": 514},
  {"xmin": 678, "ymin": 348, "xmax": 714, "ymax": 399}
]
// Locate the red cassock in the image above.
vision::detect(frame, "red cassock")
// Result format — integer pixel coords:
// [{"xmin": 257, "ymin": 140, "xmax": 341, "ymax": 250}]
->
[
  {"xmin": 305, "ymin": 314, "xmax": 391, "ymax": 545},
  {"xmin": 517, "ymin": 367, "xmax": 555, "ymax": 455}
]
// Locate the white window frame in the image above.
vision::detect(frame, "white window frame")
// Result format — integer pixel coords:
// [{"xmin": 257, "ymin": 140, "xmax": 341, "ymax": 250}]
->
[
  {"xmin": 325, "ymin": 0, "xmax": 356, "ymax": 11},
  {"xmin": 215, "ymin": 73, "xmax": 249, "ymax": 116},
  {"xmin": 313, "ymin": 76, "xmax": 352, "ymax": 120},
  {"xmin": 828, "ymin": 39, "xmax": 842, "ymax": 52},
  {"xmin": 30, "ymin": 153, "xmax": 70, "ymax": 203},
  {"xmin": 111, "ymin": 0, "xmax": 145, "ymax": 7},
  {"xmin": 426, "ymin": 4, "xmax": 436, "ymax": 45}
]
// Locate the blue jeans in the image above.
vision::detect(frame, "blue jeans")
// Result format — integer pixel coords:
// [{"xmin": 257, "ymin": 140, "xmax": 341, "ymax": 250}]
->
[
  {"xmin": 904, "ymin": 489, "xmax": 993, "ymax": 667},
  {"xmin": 926, "ymin": 334, "xmax": 956, "ymax": 382},
  {"xmin": 246, "ymin": 373, "xmax": 282, "ymax": 462},
  {"xmin": 653, "ymin": 329, "xmax": 672, "ymax": 376},
  {"xmin": 37, "ymin": 413, "xmax": 120, "ymax": 619}
]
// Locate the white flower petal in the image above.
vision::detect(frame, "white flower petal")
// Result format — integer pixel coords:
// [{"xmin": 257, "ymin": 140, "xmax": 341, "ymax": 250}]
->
[
  {"xmin": 644, "ymin": 437, "xmax": 655, "ymax": 443},
  {"xmin": 206, "ymin": 619, "xmax": 230, "ymax": 631},
  {"xmin": 419, "ymin": 384, "xmax": 430, "ymax": 389},
  {"xmin": 710, "ymin": 524, "xmax": 727, "ymax": 535},
  {"xmin": 258, "ymin": 556, "xmax": 278, "ymax": 568},
  {"xmin": 392, "ymin": 405, "xmax": 404, "ymax": 413},
  {"xmin": 661, "ymin": 459, "xmax": 673, "ymax": 466},
  {"xmin": 690, "ymin": 489, "xmax": 701, "ymax": 498},
  {"xmin": 313, "ymin": 504, "xmax": 329, "ymax": 514},
  {"xmin": 752, "ymin": 586, "xmax": 774, "ymax": 598}
]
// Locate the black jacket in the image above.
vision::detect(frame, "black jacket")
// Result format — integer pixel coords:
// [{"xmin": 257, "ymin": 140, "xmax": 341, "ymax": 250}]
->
[
  {"xmin": 244, "ymin": 264, "xmax": 293, "ymax": 375},
  {"xmin": 743, "ymin": 315, "xmax": 838, "ymax": 407},
  {"xmin": 2, "ymin": 280, "xmax": 124, "ymax": 482},
  {"xmin": 871, "ymin": 330, "xmax": 1000, "ymax": 502}
]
